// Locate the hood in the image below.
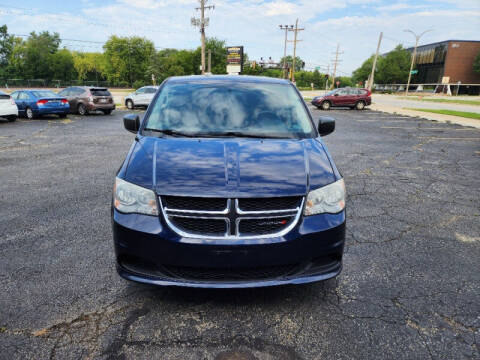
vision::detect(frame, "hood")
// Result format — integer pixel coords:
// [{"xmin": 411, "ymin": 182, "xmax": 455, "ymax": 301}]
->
[{"xmin": 124, "ymin": 136, "xmax": 336, "ymax": 197}]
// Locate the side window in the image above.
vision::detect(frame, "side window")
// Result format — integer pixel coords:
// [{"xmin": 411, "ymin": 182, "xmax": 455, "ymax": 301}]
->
[
  {"xmin": 136, "ymin": 88, "xmax": 146, "ymax": 94},
  {"xmin": 146, "ymin": 88, "xmax": 156, "ymax": 94},
  {"xmin": 359, "ymin": 89, "xmax": 367, "ymax": 95},
  {"xmin": 10, "ymin": 92, "xmax": 19, "ymax": 100},
  {"xmin": 20, "ymin": 92, "xmax": 30, "ymax": 100},
  {"xmin": 337, "ymin": 89, "xmax": 348, "ymax": 96},
  {"xmin": 74, "ymin": 88, "xmax": 85, "ymax": 96},
  {"xmin": 58, "ymin": 89, "xmax": 69, "ymax": 96}
]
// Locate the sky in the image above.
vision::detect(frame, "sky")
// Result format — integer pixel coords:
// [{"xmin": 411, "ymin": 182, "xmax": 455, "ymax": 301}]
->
[{"xmin": 0, "ymin": 0, "xmax": 479, "ymax": 75}]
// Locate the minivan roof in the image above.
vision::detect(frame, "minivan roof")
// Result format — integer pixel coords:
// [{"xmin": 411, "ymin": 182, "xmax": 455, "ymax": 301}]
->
[{"xmin": 167, "ymin": 75, "xmax": 290, "ymax": 85}]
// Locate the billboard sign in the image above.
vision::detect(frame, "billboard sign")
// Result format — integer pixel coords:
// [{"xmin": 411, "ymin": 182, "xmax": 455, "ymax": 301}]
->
[{"xmin": 226, "ymin": 46, "xmax": 243, "ymax": 74}]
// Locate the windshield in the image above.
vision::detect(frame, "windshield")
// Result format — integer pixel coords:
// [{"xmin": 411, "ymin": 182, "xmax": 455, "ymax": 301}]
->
[
  {"xmin": 31, "ymin": 90, "xmax": 58, "ymax": 98},
  {"xmin": 144, "ymin": 81, "xmax": 315, "ymax": 138}
]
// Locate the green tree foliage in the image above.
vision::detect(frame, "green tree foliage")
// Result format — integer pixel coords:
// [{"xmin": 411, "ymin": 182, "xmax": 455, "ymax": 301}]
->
[
  {"xmin": 279, "ymin": 56, "xmax": 305, "ymax": 72},
  {"xmin": 473, "ymin": 51, "xmax": 480, "ymax": 74},
  {"xmin": 353, "ymin": 45, "xmax": 411, "ymax": 85},
  {"xmin": 103, "ymin": 35, "xmax": 155, "ymax": 86},
  {"xmin": 73, "ymin": 52, "xmax": 106, "ymax": 82},
  {"xmin": 0, "ymin": 25, "xmax": 14, "ymax": 78},
  {"xmin": 352, "ymin": 55, "xmax": 374, "ymax": 84},
  {"xmin": 376, "ymin": 45, "xmax": 410, "ymax": 84},
  {"xmin": 51, "ymin": 49, "xmax": 77, "ymax": 81}
]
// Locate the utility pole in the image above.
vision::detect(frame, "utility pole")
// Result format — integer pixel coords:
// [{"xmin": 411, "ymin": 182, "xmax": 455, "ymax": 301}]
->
[
  {"xmin": 208, "ymin": 49, "xmax": 212, "ymax": 73},
  {"xmin": 368, "ymin": 32, "xmax": 383, "ymax": 91},
  {"xmin": 279, "ymin": 24, "xmax": 294, "ymax": 79},
  {"xmin": 404, "ymin": 29, "xmax": 432, "ymax": 96},
  {"xmin": 191, "ymin": 0, "xmax": 215, "ymax": 74},
  {"xmin": 287, "ymin": 19, "xmax": 304, "ymax": 83},
  {"xmin": 325, "ymin": 64, "xmax": 330, "ymax": 95},
  {"xmin": 331, "ymin": 43, "xmax": 343, "ymax": 89}
]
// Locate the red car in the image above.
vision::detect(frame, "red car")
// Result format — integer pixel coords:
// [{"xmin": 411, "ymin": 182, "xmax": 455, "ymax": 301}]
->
[{"xmin": 312, "ymin": 87, "xmax": 371, "ymax": 110}]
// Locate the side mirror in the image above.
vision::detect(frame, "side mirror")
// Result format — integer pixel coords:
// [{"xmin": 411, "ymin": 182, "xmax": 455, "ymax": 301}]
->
[
  {"xmin": 317, "ymin": 116, "xmax": 335, "ymax": 136},
  {"xmin": 123, "ymin": 114, "xmax": 140, "ymax": 134},
  {"xmin": 334, "ymin": 93, "xmax": 339, "ymax": 96}
]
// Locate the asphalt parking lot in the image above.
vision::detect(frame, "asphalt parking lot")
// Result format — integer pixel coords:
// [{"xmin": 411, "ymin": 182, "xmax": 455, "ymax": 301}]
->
[{"xmin": 1, "ymin": 108, "xmax": 479, "ymax": 359}]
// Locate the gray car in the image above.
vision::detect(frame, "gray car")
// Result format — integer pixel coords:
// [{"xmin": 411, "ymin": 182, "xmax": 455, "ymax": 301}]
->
[{"xmin": 125, "ymin": 86, "xmax": 158, "ymax": 109}]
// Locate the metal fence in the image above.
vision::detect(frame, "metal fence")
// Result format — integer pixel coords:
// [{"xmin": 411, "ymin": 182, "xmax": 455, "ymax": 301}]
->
[
  {"xmin": 0, "ymin": 79, "xmax": 125, "ymax": 89},
  {"xmin": 374, "ymin": 83, "xmax": 480, "ymax": 95}
]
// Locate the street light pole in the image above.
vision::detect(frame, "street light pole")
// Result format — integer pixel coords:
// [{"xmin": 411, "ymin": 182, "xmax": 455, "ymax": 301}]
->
[{"xmin": 404, "ymin": 29, "xmax": 432, "ymax": 96}]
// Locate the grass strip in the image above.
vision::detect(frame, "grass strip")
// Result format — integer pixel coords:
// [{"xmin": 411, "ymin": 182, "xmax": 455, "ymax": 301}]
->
[{"xmin": 405, "ymin": 108, "xmax": 480, "ymax": 120}]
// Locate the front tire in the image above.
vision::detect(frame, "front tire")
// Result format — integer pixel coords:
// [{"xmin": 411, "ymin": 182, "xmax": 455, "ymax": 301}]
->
[
  {"xmin": 78, "ymin": 103, "xmax": 88, "ymax": 116},
  {"xmin": 126, "ymin": 100, "xmax": 134, "ymax": 110},
  {"xmin": 321, "ymin": 101, "xmax": 331, "ymax": 111},
  {"xmin": 355, "ymin": 101, "xmax": 365, "ymax": 110},
  {"xmin": 25, "ymin": 107, "xmax": 34, "ymax": 119}
]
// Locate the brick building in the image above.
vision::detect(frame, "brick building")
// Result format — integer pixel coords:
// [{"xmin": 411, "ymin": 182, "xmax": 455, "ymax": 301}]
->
[{"xmin": 408, "ymin": 40, "xmax": 480, "ymax": 94}]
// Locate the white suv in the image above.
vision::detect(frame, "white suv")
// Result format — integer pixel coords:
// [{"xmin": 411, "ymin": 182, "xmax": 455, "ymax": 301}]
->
[
  {"xmin": 125, "ymin": 86, "xmax": 159, "ymax": 109},
  {"xmin": 0, "ymin": 91, "xmax": 18, "ymax": 122}
]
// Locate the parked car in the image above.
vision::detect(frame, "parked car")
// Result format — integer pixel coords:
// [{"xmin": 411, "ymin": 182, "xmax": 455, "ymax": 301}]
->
[
  {"xmin": 0, "ymin": 91, "xmax": 18, "ymax": 122},
  {"xmin": 312, "ymin": 87, "xmax": 371, "ymax": 110},
  {"xmin": 10, "ymin": 90, "xmax": 69, "ymax": 119},
  {"xmin": 58, "ymin": 86, "xmax": 115, "ymax": 115},
  {"xmin": 125, "ymin": 86, "xmax": 158, "ymax": 109},
  {"xmin": 112, "ymin": 75, "xmax": 346, "ymax": 288}
]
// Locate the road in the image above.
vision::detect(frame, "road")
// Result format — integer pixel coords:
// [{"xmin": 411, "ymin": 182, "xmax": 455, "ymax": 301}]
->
[{"xmin": 1, "ymin": 109, "xmax": 479, "ymax": 359}]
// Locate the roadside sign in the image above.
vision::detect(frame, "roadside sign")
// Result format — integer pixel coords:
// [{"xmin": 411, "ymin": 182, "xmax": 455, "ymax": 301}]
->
[
  {"xmin": 410, "ymin": 70, "xmax": 418, "ymax": 75},
  {"xmin": 442, "ymin": 76, "xmax": 450, "ymax": 84},
  {"xmin": 226, "ymin": 46, "xmax": 244, "ymax": 74}
]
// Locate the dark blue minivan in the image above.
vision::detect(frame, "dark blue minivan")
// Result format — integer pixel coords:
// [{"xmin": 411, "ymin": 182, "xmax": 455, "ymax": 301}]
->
[{"xmin": 112, "ymin": 75, "xmax": 346, "ymax": 288}]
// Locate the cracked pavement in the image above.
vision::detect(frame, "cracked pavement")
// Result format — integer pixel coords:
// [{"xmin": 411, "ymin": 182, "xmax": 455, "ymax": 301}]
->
[{"xmin": 0, "ymin": 108, "xmax": 479, "ymax": 359}]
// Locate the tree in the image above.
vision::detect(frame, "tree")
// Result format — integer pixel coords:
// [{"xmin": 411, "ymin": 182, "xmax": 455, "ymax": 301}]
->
[
  {"xmin": 279, "ymin": 56, "xmax": 305, "ymax": 72},
  {"xmin": 50, "ymin": 48, "xmax": 76, "ymax": 82},
  {"xmin": 0, "ymin": 25, "xmax": 14, "ymax": 78},
  {"xmin": 194, "ymin": 37, "xmax": 227, "ymax": 74},
  {"xmin": 103, "ymin": 35, "xmax": 155, "ymax": 86},
  {"xmin": 352, "ymin": 55, "xmax": 374, "ymax": 85},
  {"xmin": 375, "ymin": 45, "xmax": 410, "ymax": 84},
  {"xmin": 473, "ymin": 51, "xmax": 480, "ymax": 74},
  {"xmin": 73, "ymin": 52, "xmax": 106, "ymax": 82}
]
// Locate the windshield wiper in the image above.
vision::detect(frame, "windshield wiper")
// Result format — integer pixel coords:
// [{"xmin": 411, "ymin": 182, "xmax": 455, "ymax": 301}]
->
[
  {"xmin": 199, "ymin": 131, "xmax": 288, "ymax": 139},
  {"xmin": 143, "ymin": 128, "xmax": 197, "ymax": 137}
]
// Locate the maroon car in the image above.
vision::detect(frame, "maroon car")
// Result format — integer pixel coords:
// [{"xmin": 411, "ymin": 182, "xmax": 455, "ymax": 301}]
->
[{"xmin": 312, "ymin": 87, "xmax": 371, "ymax": 110}]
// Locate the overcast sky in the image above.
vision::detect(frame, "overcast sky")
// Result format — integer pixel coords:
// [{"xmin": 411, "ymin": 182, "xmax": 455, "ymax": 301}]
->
[{"xmin": 1, "ymin": 0, "xmax": 479, "ymax": 75}]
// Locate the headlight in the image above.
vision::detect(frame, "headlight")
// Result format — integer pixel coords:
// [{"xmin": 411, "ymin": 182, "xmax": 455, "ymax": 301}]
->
[
  {"xmin": 114, "ymin": 177, "xmax": 158, "ymax": 216},
  {"xmin": 304, "ymin": 179, "xmax": 346, "ymax": 216}
]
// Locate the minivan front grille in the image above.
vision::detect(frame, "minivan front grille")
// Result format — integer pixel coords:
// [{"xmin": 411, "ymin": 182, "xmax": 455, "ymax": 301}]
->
[{"xmin": 160, "ymin": 196, "xmax": 303, "ymax": 239}]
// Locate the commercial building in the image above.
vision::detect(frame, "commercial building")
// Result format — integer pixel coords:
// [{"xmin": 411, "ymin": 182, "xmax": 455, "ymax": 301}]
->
[{"xmin": 408, "ymin": 40, "xmax": 480, "ymax": 94}]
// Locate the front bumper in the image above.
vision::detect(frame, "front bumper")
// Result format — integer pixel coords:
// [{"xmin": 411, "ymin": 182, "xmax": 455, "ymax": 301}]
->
[{"xmin": 112, "ymin": 208, "xmax": 346, "ymax": 288}]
